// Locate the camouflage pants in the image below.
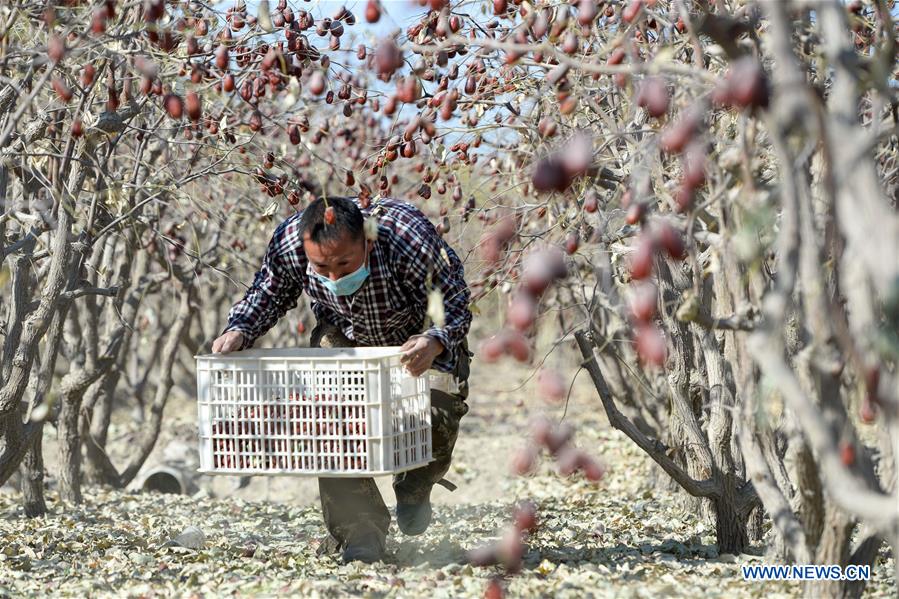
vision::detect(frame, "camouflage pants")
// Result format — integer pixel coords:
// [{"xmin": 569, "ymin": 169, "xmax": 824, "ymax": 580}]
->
[{"xmin": 309, "ymin": 322, "xmax": 471, "ymax": 553}]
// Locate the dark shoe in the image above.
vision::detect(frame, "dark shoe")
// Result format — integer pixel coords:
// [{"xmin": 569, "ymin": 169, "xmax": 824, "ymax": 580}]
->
[
  {"xmin": 396, "ymin": 499, "xmax": 432, "ymax": 536},
  {"xmin": 341, "ymin": 531, "xmax": 386, "ymax": 565}
]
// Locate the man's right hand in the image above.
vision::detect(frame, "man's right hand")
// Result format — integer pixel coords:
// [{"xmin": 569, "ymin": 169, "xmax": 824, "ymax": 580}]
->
[{"xmin": 212, "ymin": 331, "xmax": 245, "ymax": 354}]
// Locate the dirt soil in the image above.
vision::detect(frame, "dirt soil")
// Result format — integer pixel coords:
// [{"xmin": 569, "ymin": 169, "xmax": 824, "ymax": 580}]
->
[{"xmin": 1, "ymin": 346, "xmax": 896, "ymax": 598}]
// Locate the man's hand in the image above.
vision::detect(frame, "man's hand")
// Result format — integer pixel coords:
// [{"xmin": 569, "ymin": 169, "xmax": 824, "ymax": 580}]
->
[
  {"xmin": 212, "ymin": 331, "xmax": 245, "ymax": 354},
  {"xmin": 400, "ymin": 335, "xmax": 444, "ymax": 377}
]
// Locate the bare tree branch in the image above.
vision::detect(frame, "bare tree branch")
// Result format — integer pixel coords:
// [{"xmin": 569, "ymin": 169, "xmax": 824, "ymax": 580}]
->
[{"xmin": 575, "ymin": 329, "xmax": 720, "ymax": 499}]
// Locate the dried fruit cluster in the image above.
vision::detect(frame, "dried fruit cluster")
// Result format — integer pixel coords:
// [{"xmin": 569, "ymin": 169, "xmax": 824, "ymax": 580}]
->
[
  {"xmin": 479, "ymin": 247, "xmax": 568, "ymax": 365},
  {"xmin": 531, "ymin": 134, "xmax": 594, "ymax": 194},
  {"xmin": 514, "ymin": 415, "xmax": 605, "ymax": 482},
  {"xmin": 626, "ymin": 220, "xmax": 687, "ymax": 367},
  {"xmin": 467, "ymin": 499, "xmax": 539, "ymax": 574},
  {"xmin": 252, "ymin": 168, "xmax": 287, "ymax": 197}
]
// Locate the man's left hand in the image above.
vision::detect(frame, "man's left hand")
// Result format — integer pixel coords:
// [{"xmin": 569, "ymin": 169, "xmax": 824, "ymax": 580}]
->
[{"xmin": 400, "ymin": 335, "xmax": 444, "ymax": 377}]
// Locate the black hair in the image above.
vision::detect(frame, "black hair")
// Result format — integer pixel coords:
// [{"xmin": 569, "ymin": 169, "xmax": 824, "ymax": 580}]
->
[{"xmin": 298, "ymin": 196, "xmax": 364, "ymax": 244}]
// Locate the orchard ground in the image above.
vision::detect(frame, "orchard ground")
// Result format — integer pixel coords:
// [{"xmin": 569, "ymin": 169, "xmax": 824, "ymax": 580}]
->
[{"xmin": 1, "ymin": 345, "xmax": 896, "ymax": 598}]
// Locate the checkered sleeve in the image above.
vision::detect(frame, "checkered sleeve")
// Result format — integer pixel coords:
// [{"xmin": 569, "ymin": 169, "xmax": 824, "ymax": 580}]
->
[
  {"xmin": 391, "ymin": 205, "xmax": 472, "ymax": 373},
  {"xmin": 221, "ymin": 219, "xmax": 303, "ymax": 350}
]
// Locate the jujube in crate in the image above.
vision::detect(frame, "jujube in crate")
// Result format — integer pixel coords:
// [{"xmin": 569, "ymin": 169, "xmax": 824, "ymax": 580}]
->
[{"xmin": 211, "ymin": 392, "xmax": 369, "ymax": 471}]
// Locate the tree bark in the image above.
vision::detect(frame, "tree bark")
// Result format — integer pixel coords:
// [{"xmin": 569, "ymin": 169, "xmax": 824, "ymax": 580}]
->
[
  {"xmin": 20, "ymin": 421, "xmax": 46, "ymax": 517},
  {"xmin": 746, "ymin": 505, "xmax": 765, "ymax": 544},
  {"xmin": 76, "ymin": 280, "xmax": 194, "ymax": 489},
  {"xmin": 118, "ymin": 283, "xmax": 193, "ymax": 486},
  {"xmin": 56, "ymin": 385, "xmax": 82, "ymax": 504},
  {"xmin": 713, "ymin": 492, "xmax": 749, "ymax": 555},
  {"xmin": 805, "ymin": 505, "xmax": 852, "ymax": 599},
  {"xmin": 0, "ymin": 158, "xmax": 81, "ymax": 486},
  {"xmin": 575, "ymin": 329, "xmax": 719, "ymax": 498},
  {"xmin": 20, "ymin": 306, "xmax": 68, "ymax": 515}
]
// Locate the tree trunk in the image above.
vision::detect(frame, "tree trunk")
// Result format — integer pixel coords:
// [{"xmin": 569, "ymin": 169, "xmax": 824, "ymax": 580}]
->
[
  {"xmin": 714, "ymin": 492, "xmax": 749, "ymax": 554},
  {"xmin": 667, "ymin": 411, "xmax": 706, "ymax": 513},
  {"xmin": 82, "ymin": 382, "xmax": 114, "ymax": 484},
  {"xmin": 0, "ymin": 137, "xmax": 88, "ymax": 486},
  {"xmin": 53, "ymin": 248, "xmax": 91, "ymax": 505},
  {"xmin": 20, "ymin": 421, "xmax": 47, "ymax": 517},
  {"xmin": 90, "ymin": 379, "xmax": 115, "ymax": 449},
  {"xmin": 805, "ymin": 505, "xmax": 852, "ymax": 598},
  {"xmin": 747, "ymin": 505, "xmax": 765, "ymax": 544},
  {"xmin": 3, "ymin": 238, "xmax": 46, "ymax": 515},
  {"xmin": 840, "ymin": 533, "xmax": 882, "ymax": 599},
  {"xmin": 57, "ymin": 387, "xmax": 84, "ymax": 504},
  {"xmin": 656, "ymin": 260, "xmax": 718, "ymax": 524},
  {"xmin": 57, "ymin": 359, "xmax": 116, "ymax": 503},
  {"xmin": 21, "ymin": 306, "xmax": 68, "ymax": 514},
  {"xmin": 81, "ymin": 410, "xmax": 122, "ymax": 487},
  {"xmin": 82, "ymin": 250, "xmax": 157, "ymax": 482},
  {"xmin": 118, "ymin": 283, "xmax": 193, "ymax": 486}
]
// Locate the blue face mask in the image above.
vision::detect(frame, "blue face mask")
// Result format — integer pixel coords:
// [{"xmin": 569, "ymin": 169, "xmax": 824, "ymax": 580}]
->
[{"xmin": 312, "ymin": 246, "xmax": 370, "ymax": 296}]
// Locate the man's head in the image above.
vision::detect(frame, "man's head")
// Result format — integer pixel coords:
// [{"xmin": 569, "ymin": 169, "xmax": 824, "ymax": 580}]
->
[{"xmin": 299, "ymin": 197, "xmax": 373, "ymax": 281}]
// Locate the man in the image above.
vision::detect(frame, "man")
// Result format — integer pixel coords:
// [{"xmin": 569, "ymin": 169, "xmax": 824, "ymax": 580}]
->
[{"xmin": 211, "ymin": 196, "xmax": 473, "ymax": 565}]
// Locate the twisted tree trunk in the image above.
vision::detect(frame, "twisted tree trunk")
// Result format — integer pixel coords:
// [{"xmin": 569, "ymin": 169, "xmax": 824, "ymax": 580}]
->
[
  {"xmin": 20, "ymin": 308, "xmax": 67, "ymax": 516},
  {"xmin": 77, "ymin": 279, "xmax": 194, "ymax": 489},
  {"xmin": 0, "ymin": 162, "xmax": 79, "ymax": 486},
  {"xmin": 575, "ymin": 328, "xmax": 758, "ymax": 553}
]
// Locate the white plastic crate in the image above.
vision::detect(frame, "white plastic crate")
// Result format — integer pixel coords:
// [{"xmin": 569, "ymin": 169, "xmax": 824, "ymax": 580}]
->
[{"xmin": 194, "ymin": 347, "xmax": 433, "ymax": 477}]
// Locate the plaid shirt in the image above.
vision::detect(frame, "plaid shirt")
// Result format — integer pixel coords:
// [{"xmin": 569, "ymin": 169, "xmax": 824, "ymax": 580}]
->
[{"xmin": 222, "ymin": 197, "xmax": 472, "ymax": 374}]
